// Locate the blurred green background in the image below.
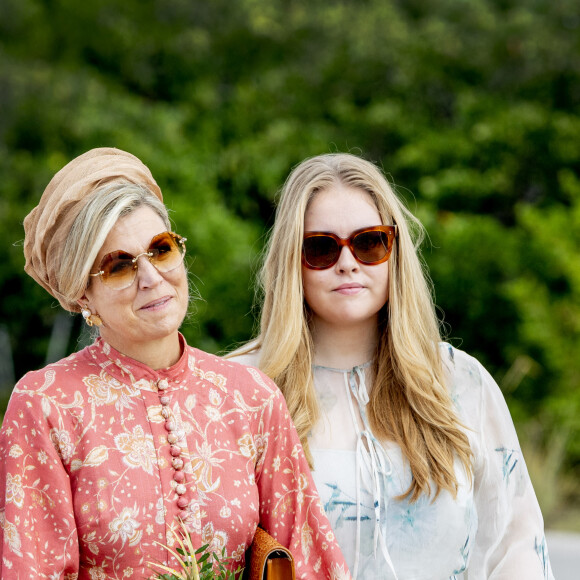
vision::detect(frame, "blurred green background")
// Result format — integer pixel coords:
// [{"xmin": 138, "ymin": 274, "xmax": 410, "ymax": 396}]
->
[{"xmin": 1, "ymin": 0, "xmax": 579, "ymax": 530}]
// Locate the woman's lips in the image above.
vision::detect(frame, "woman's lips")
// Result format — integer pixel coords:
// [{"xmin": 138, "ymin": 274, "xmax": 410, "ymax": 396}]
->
[
  {"xmin": 140, "ymin": 296, "xmax": 172, "ymax": 311},
  {"xmin": 334, "ymin": 283, "xmax": 364, "ymax": 295}
]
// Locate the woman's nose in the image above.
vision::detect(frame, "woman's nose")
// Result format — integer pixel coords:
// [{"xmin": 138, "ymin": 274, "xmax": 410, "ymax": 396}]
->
[
  {"xmin": 335, "ymin": 245, "xmax": 359, "ymax": 272},
  {"xmin": 135, "ymin": 255, "xmax": 164, "ymax": 288}
]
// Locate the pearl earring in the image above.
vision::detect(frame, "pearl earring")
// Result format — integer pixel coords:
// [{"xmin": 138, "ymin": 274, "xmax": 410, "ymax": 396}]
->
[{"xmin": 81, "ymin": 307, "xmax": 102, "ymax": 327}]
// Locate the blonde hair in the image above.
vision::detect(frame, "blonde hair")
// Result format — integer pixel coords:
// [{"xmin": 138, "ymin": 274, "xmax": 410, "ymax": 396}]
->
[
  {"xmin": 58, "ymin": 182, "xmax": 171, "ymax": 310},
  {"xmin": 238, "ymin": 153, "xmax": 472, "ymax": 502}
]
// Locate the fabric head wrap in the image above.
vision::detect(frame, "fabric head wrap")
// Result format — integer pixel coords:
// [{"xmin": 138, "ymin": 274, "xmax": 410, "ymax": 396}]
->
[{"xmin": 23, "ymin": 147, "xmax": 163, "ymax": 312}]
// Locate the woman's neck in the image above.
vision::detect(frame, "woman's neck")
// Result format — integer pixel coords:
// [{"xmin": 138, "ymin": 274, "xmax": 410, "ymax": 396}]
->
[
  {"xmin": 100, "ymin": 330, "xmax": 183, "ymax": 371},
  {"xmin": 310, "ymin": 316, "xmax": 379, "ymax": 369}
]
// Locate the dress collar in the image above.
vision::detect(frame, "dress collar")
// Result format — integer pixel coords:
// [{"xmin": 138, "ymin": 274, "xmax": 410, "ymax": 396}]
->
[
  {"xmin": 312, "ymin": 361, "xmax": 372, "ymax": 373},
  {"xmin": 85, "ymin": 333, "xmax": 190, "ymax": 389}
]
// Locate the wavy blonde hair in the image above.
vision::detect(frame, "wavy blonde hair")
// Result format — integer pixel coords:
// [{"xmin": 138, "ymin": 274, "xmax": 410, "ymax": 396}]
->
[{"xmin": 236, "ymin": 153, "xmax": 472, "ymax": 502}]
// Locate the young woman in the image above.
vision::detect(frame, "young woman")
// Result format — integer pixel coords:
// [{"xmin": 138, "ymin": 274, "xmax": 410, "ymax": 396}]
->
[
  {"xmin": 0, "ymin": 148, "xmax": 350, "ymax": 579},
  {"xmin": 231, "ymin": 153, "xmax": 554, "ymax": 579}
]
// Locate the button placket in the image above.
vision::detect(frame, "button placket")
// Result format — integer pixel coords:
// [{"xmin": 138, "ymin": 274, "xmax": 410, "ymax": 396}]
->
[{"xmin": 157, "ymin": 378, "xmax": 190, "ymax": 512}]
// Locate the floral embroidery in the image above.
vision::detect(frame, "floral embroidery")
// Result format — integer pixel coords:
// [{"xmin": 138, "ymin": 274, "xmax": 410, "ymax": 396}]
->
[
  {"xmin": 201, "ymin": 521, "xmax": 227, "ymax": 555},
  {"xmin": 8, "ymin": 445, "xmax": 22, "ymax": 459},
  {"xmin": 535, "ymin": 535, "xmax": 551, "ymax": 580},
  {"xmin": 254, "ymin": 433, "xmax": 268, "ymax": 471},
  {"xmin": 108, "ymin": 506, "xmax": 142, "ymax": 546},
  {"xmin": 155, "ymin": 496, "xmax": 165, "ymax": 525},
  {"xmin": 209, "ymin": 389, "xmax": 222, "ymax": 406},
  {"xmin": 330, "ymin": 563, "xmax": 352, "ymax": 580},
  {"xmin": 237, "ymin": 434, "xmax": 256, "ymax": 459},
  {"xmin": 0, "ymin": 338, "xmax": 351, "ymax": 579},
  {"xmin": 495, "ymin": 447, "xmax": 520, "ymax": 485},
  {"xmin": 50, "ymin": 428, "xmax": 75, "ymax": 462},
  {"xmin": 205, "ymin": 406, "xmax": 222, "ymax": 422},
  {"xmin": 191, "ymin": 441, "xmax": 224, "ymax": 493},
  {"xmin": 114, "ymin": 425, "xmax": 157, "ymax": 474},
  {"xmin": 300, "ymin": 521, "xmax": 314, "ymax": 562},
  {"xmin": 88, "ymin": 566, "xmax": 107, "ymax": 579},
  {"xmin": 181, "ymin": 501, "xmax": 202, "ymax": 534},
  {"xmin": 84, "ymin": 373, "xmax": 138, "ymax": 410},
  {"xmin": 83, "ymin": 531, "xmax": 100, "ymax": 555},
  {"xmin": 5, "ymin": 475, "xmax": 24, "ymax": 508},
  {"xmin": 2, "ymin": 518, "xmax": 22, "ymax": 556},
  {"xmin": 309, "ymin": 343, "xmax": 553, "ymax": 579}
]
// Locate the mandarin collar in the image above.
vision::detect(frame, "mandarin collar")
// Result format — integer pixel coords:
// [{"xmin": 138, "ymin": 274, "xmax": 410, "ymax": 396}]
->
[{"xmin": 86, "ymin": 333, "xmax": 190, "ymax": 388}]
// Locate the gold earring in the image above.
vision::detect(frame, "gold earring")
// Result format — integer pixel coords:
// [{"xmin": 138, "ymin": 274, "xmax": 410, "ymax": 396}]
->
[{"xmin": 81, "ymin": 308, "xmax": 102, "ymax": 327}]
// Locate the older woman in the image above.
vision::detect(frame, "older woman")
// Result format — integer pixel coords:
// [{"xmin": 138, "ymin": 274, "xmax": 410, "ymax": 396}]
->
[
  {"xmin": 0, "ymin": 148, "xmax": 350, "ymax": 579},
  {"xmin": 231, "ymin": 153, "xmax": 554, "ymax": 580}
]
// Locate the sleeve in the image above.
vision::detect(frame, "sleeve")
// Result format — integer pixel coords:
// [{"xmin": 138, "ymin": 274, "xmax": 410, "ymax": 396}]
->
[
  {"xmin": 0, "ymin": 377, "xmax": 80, "ymax": 578},
  {"xmin": 468, "ymin": 360, "xmax": 554, "ymax": 580},
  {"xmin": 246, "ymin": 367, "xmax": 352, "ymax": 580}
]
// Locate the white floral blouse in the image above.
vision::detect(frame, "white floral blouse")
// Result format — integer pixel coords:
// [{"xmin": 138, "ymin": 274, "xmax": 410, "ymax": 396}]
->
[
  {"xmin": 236, "ymin": 344, "xmax": 554, "ymax": 580},
  {"xmin": 0, "ymin": 336, "xmax": 351, "ymax": 579}
]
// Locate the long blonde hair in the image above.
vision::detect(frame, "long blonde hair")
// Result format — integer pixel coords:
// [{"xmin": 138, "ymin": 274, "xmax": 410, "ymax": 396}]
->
[{"xmin": 238, "ymin": 153, "xmax": 472, "ymax": 502}]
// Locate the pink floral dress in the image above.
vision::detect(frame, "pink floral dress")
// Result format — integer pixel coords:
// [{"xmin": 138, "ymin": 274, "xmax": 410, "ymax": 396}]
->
[{"xmin": 0, "ymin": 336, "xmax": 350, "ymax": 579}]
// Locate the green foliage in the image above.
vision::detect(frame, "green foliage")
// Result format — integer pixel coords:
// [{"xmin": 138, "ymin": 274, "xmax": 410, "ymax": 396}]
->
[
  {"xmin": 150, "ymin": 526, "xmax": 244, "ymax": 580},
  {"xmin": 155, "ymin": 544, "xmax": 243, "ymax": 580},
  {"xmin": 1, "ymin": 0, "xmax": 579, "ymax": 521}
]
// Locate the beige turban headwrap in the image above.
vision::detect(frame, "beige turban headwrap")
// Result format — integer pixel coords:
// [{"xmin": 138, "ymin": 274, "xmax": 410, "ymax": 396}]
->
[{"xmin": 23, "ymin": 147, "xmax": 163, "ymax": 312}]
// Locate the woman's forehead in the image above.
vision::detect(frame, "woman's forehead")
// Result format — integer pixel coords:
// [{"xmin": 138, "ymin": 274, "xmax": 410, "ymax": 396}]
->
[
  {"xmin": 304, "ymin": 185, "xmax": 381, "ymax": 234},
  {"xmin": 95, "ymin": 207, "xmax": 167, "ymax": 258}
]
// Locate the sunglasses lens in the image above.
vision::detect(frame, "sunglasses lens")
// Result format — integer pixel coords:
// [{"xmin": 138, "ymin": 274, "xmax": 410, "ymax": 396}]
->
[
  {"xmin": 352, "ymin": 231, "xmax": 389, "ymax": 263},
  {"xmin": 99, "ymin": 251, "xmax": 137, "ymax": 289},
  {"xmin": 303, "ymin": 235, "xmax": 340, "ymax": 269},
  {"xmin": 302, "ymin": 227, "xmax": 395, "ymax": 270},
  {"xmin": 148, "ymin": 232, "xmax": 185, "ymax": 272},
  {"xmin": 96, "ymin": 232, "xmax": 186, "ymax": 289}
]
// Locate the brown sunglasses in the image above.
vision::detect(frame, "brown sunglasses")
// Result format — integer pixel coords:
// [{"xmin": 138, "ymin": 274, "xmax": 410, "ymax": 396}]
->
[
  {"xmin": 302, "ymin": 225, "xmax": 397, "ymax": 270},
  {"xmin": 89, "ymin": 231, "xmax": 187, "ymax": 290}
]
